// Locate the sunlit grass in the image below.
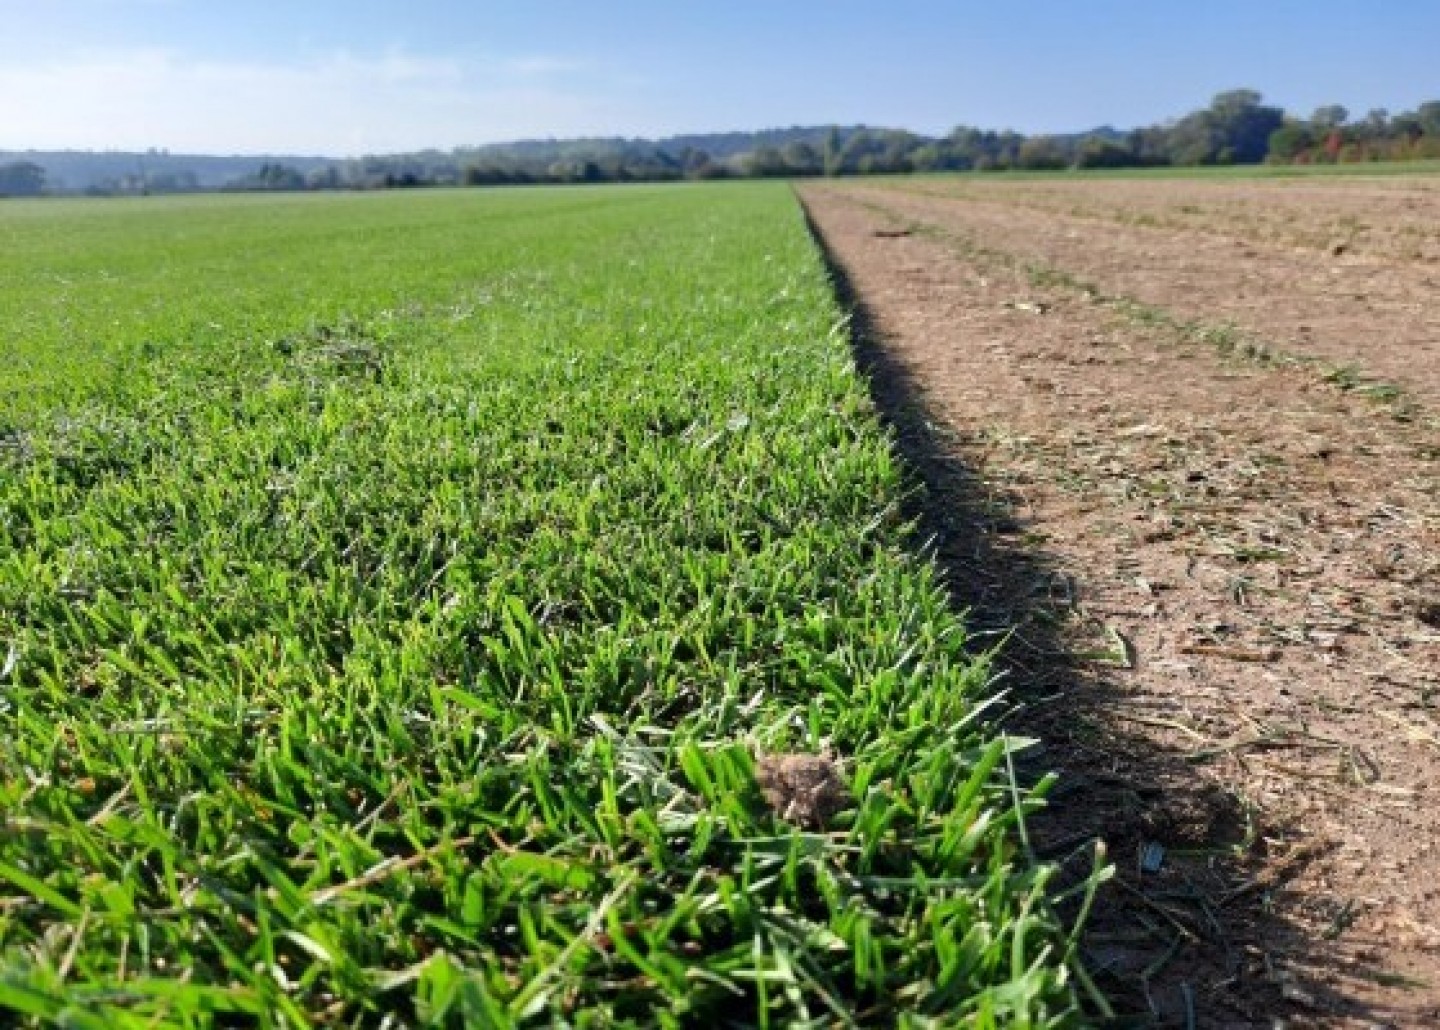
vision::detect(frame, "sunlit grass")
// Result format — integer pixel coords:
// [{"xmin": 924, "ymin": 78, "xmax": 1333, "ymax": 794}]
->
[{"xmin": 0, "ymin": 184, "xmax": 1095, "ymax": 1026}]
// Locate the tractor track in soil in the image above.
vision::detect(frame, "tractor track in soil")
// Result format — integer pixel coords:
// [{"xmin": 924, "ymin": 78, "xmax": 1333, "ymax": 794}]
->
[{"xmin": 799, "ymin": 180, "xmax": 1440, "ymax": 1028}]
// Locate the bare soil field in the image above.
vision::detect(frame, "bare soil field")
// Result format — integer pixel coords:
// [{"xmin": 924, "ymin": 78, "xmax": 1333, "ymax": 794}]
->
[
  {"xmin": 906, "ymin": 176, "xmax": 1440, "ymax": 266},
  {"xmin": 880, "ymin": 176, "xmax": 1440, "ymax": 408},
  {"xmin": 800, "ymin": 176, "xmax": 1440, "ymax": 1028}
]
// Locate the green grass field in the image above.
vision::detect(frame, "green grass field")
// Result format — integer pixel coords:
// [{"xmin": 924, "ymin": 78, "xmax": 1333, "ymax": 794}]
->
[{"xmin": 0, "ymin": 185, "xmax": 1100, "ymax": 1026}]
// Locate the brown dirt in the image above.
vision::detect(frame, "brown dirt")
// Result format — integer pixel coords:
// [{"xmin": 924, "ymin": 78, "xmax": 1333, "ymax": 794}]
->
[
  {"xmin": 867, "ymin": 176, "xmax": 1440, "ymax": 409},
  {"xmin": 798, "ymin": 178, "xmax": 1440, "ymax": 1028},
  {"xmin": 754, "ymin": 752, "xmax": 848, "ymax": 829},
  {"xmin": 901, "ymin": 176, "xmax": 1440, "ymax": 266}
]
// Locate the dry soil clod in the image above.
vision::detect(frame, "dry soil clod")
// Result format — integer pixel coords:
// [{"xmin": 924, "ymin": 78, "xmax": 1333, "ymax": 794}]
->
[{"xmin": 755, "ymin": 752, "xmax": 849, "ymax": 829}]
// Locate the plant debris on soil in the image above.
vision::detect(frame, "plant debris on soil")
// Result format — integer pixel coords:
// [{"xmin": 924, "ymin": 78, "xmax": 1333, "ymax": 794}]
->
[
  {"xmin": 800, "ymin": 175, "xmax": 1440, "ymax": 1029},
  {"xmin": 878, "ymin": 175, "xmax": 1440, "ymax": 408}
]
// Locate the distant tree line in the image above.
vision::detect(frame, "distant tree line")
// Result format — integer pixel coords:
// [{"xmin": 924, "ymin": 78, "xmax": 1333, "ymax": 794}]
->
[
  {"xmin": 1266, "ymin": 101, "xmax": 1440, "ymax": 164},
  {"xmin": 0, "ymin": 161, "xmax": 46, "ymax": 197},
  {"xmin": 7, "ymin": 90, "xmax": 1440, "ymax": 199}
]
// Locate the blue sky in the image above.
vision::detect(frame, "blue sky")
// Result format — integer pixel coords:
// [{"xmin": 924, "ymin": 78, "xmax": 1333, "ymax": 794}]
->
[{"xmin": 2, "ymin": 1, "xmax": 1437, "ymax": 155}]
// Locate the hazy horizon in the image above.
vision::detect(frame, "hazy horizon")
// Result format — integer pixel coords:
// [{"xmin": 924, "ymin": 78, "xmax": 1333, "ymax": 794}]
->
[{"xmin": 4, "ymin": 1, "xmax": 1438, "ymax": 158}]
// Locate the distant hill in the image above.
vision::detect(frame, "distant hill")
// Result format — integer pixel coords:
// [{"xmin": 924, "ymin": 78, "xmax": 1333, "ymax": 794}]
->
[
  {"xmin": 457, "ymin": 126, "xmax": 870, "ymax": 162},
  {"xmin": 649, "ymin": 126, "xmax": 869, "ymax": 160},
  {"xmin": 2, "ymin": 128, "xmax": 888, "ymax": 193},
  {"xmin": 0, "ymin": 149, "xmax": 335, "ymax": 193},
  {"xmin": 9, "ymin": 88, "xmax": 1434, "ymax": 194}
]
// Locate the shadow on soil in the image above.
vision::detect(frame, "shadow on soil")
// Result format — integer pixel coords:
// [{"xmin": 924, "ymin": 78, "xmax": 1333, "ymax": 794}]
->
[{"xmin": 799, "ymin": 198, "xmax": 1374, "ymax": 1028}]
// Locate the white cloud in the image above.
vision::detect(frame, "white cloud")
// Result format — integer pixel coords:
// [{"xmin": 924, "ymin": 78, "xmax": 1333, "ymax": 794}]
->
[
  {"xmin": 0, "ymin": 48, "xmax": 644, "ymax": 155},
  {"xmin": 503, "ymin": 56, "xmax": 591, "ymax": 78}
]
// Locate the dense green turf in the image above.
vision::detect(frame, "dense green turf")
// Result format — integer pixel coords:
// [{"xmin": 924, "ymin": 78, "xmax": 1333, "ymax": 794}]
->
[{"xmin": 0, "ymin": 185, "xmax": 1098, "ymax": 1026}]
